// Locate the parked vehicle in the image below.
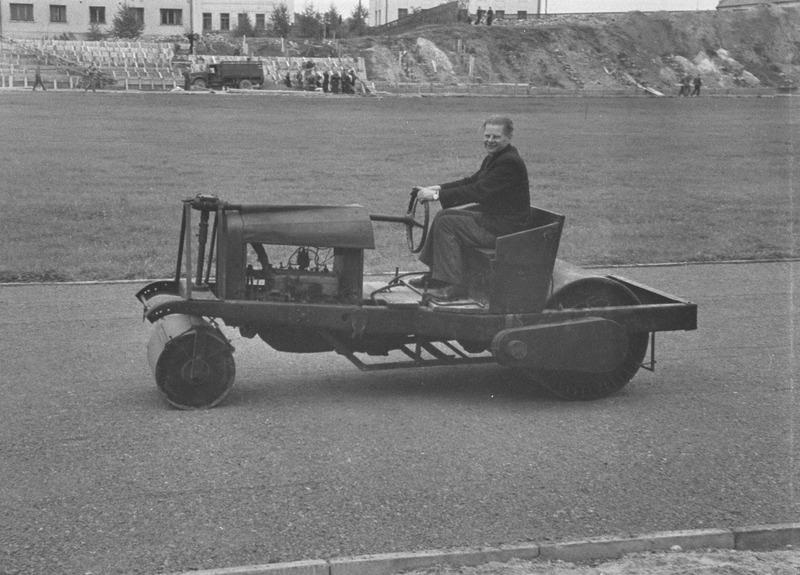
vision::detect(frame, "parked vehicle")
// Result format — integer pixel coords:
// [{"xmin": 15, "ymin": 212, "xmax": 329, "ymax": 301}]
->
[
  {"xmin": 136, "ymin": 193, "xmax": 697, "ymax": 409},
  {"xmin": 186, "ymin": 60, "xmax": 264, "ymax": 90}
]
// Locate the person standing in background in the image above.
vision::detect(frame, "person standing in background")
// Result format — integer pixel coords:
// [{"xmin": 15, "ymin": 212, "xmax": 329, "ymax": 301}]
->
[
  {"xmin": 691, "ymin": 75, "xmax": 702, "ymax": 96},
  {"xmin": 84, "ymin": 62, "xmax": 98, "ymax": 92},
  {"xmin": 32, "ymin": 61, "xmax": 46, "ymax": 91}
]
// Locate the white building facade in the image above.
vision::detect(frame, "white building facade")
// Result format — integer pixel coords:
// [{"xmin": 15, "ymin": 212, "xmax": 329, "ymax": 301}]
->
[
  {"xmin": 717, "ymin": 0, "xmax": 800, "ymax": 9},
  {"xmin": 368, "ymin": 0, "xmax": 724, "ymax": 26},
  {"xmin": 0, "ymin": 0, "xmax": 294, "ymax": 39}
]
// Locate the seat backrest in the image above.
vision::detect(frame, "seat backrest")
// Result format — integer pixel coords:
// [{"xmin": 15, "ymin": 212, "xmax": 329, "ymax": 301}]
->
[
  {"xmin": 488, "ymin": 207, "xmax": 564, "ymax": 314},
  {"xmin": 524, "ymin": 206, "xmax": 565, "ymax": 233}
]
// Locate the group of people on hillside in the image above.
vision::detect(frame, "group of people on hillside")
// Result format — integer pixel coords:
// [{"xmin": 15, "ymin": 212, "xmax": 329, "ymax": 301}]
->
[
  {"xmin": 678, "ymin": 74, "xmax": 702, "ymax": 96},
  {"xmin": 284, "ymin": 63, "xmax": 360, "ymax": 94},
  {"xmin": 474, "ymin": 6, "xmax": 495, "ymax": 25}
]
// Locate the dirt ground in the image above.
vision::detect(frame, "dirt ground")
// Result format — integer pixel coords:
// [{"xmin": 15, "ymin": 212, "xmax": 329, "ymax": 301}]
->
[
  {"xmin": 405, "ymin": 549, "xmax": 800, "ymax": 574},
  {"xmin": 345, "ymin": 6, "xmax": 800, "ymax": 92}
]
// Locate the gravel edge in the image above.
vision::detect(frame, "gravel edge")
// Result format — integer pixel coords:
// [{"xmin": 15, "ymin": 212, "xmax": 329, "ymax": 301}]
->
[{"xmin": 164, "ymin": 523, "xmax": 800, "ymax": 575}]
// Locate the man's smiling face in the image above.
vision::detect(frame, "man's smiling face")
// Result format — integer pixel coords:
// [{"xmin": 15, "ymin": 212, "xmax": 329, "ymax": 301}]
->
[{"xmin": 483, "ymin": 123, "xmax": 511, "ymax": 155}]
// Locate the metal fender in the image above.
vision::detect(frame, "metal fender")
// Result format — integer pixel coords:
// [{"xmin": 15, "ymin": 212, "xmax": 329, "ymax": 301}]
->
[
  {"xmin": 491, "ymin": 318, "xmax": 629, "ymax": 372},
  {"xmin": 549, "ymin": 259, "xmax": 602, "ymax": 292},
  {"xmin": 135, "ymin": 280, "xmax": 180, "ymax": 307}
]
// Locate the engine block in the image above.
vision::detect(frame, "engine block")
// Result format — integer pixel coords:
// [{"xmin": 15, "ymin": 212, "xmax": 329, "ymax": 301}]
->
[{"xmin": 245, "ymin": 265, "xmax": 340, "ymax": 303}]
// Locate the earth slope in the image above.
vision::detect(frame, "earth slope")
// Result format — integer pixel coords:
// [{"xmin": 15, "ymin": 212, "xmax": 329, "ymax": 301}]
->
[{"xmin": 348, "ymin": 6, "xmax": 800, "ymax": 92}]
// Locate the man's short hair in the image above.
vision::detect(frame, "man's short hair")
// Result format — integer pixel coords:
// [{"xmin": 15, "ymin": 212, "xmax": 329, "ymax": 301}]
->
[{"xmin": 484, "ymin": 115, "xmax": 514, "ymax": 137}]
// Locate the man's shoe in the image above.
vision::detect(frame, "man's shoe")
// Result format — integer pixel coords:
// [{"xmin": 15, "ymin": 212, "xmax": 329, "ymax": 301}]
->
[
  {"xmin": 407, "ymin": 274, "xmax": 431, "ymax": 288},
  {"xmin": 426, "ymin": 283, "xmax": 468, "ymax": 301},
  {"xmin": 407, "ymin": 273, "xmax": 446, "ymax": 289}
]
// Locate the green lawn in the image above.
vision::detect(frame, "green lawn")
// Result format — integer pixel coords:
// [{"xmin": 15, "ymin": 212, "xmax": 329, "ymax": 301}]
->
[{"xmin": 1, "ymin": 91, "xmax": 797, "ymax": 282}]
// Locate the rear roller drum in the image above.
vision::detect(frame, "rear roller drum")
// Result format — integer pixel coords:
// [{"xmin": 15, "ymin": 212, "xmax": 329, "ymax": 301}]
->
[{"xmin": 524, "ymin": 277, "xmax": 649, "ymax": 400}]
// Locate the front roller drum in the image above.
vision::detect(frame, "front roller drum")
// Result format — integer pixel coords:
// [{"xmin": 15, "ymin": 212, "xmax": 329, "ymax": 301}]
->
[{"xmin": 147, "ymin": 314, "xmax": 236, "ymax": 410}]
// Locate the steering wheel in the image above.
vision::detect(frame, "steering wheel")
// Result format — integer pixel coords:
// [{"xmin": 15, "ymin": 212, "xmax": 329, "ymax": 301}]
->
[{"xmin": 406, "ymin": 187, "xmax": 430, "ymax": 253}]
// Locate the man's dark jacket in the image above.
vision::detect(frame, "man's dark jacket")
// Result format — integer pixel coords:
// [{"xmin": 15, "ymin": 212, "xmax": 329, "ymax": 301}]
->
[{"xmin": 438, "ymin": 144, "xmax": 530, "ymax": 237}]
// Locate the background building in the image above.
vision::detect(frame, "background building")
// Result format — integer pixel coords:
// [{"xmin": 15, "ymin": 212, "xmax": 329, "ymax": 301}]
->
[
  {"xmin": 369, "ymin": 0, "xmax": 726, "ymax": 26},
  {"xmin": 0, "ymin": 0, "xmax": 295, "ymax": 39},
  {"xmin": 717, "ymin": 0, "xmax": 800, "ymax": 9}
]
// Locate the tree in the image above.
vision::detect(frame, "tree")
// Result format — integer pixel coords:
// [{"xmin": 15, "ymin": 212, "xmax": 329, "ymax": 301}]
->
[
  {"xmin": 323, "ymin": 5, "xmax": 342, "ymax": 39},
  {"xmin": 87, "ymin": 22, "xmax": 106, "ymax": 41},
  {"xmin": 112, "ymin": 3, "xmax": 144, "ymax": 39},
  {"xmin": 233, "ymin": 13, "xmax": 255, "ymax": 37},
  {"xmin": 270, "ymin": 3, "xmax": 291, "ymax": 38},
  {"xmin": 296, "ymin": 4, "xmax": 323, "ymax": 39},
  {"xmin": 347, "ymin": 1, "xmax": 369, "ymax": 37}
]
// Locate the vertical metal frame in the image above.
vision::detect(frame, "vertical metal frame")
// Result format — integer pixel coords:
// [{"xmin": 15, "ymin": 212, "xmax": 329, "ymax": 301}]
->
[{"xmin": 183, "ymin": 201, "xmax": 193, "ymax": 299}]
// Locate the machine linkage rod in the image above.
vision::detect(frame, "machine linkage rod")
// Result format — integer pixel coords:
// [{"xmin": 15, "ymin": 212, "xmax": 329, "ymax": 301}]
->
[
  {"xmin": 317, "ymin": 330, "xmax": 494, "ymax": 372},
  {"xmin": 204, "ymin": 213, "xmax": 218, "ymax": 286}
]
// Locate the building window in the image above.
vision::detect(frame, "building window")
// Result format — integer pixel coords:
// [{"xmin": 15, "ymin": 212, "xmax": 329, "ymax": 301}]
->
[
  {"xmin": 9, "ymin": 3, "xmax": 34, "ymax": 20},
  {"xmin": 517, "ymin": 10, "xmax": 526, "ymax": 19},
  {"xmin": 398, "ymin": 8, "xmax": 408, "ymax": 18},
  {"xmin": 238, "ymin": 13, "xmax": 248, "ymax": 28},
  {"xmin": 495, "ymin": 10, "xmax": 504, "ymax": 18},
  {"xmin": 160, "ymin": 9, "xmax": 182, "ymax": 25},
  {"xmin": 255, "ymin": 13, "xmax": 265, "ymax": 29},
  {"xmin": 220, "ymin": 13, "xmax": 230, "ymax": 30},
  {"xmin": 89, "ymin": 6, "xmax": 105, "ymax": 24},
  {"xmin": 50, "ymin": 4, "xmax": 67, "ymax": 22},
  {"xmin": 203, "ymin": 12, "xmax": 212, "ymax": 30},
  {"xmin": 132, "ymin": 7, "xmax": 144, "ymax": 23}
]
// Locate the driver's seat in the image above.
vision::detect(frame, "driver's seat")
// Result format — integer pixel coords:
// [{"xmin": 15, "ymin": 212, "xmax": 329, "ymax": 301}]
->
[{"xmin": 464, "ymin": 207, "xmax": 564, "ymax": 314}]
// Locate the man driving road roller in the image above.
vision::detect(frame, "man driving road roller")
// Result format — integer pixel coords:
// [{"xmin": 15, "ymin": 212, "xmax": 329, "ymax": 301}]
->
[{"xmin": 411, "ymin": 115, "xmax": 531, "ymax": 301}]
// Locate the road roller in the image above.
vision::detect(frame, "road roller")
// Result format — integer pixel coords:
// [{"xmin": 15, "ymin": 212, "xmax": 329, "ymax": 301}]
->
[{"xmin": 136, "ymin": 194, "xmax": 697, "ymax": 409}]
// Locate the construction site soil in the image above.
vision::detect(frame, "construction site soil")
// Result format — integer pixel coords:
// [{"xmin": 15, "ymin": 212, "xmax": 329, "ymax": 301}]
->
[{"xmin": 337, "ymin": 6, "xmax": 800, "ymax": 93}]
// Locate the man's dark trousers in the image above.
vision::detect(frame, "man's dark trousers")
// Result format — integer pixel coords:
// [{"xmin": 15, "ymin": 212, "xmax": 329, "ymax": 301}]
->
[{"xmin": 418, "ymin": 208, "xmax": 496, "ymax": 287}]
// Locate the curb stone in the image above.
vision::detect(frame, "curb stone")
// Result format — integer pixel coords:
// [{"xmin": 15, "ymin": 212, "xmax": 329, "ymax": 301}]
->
[
  {"xmin": 328, "ymin": 543, "xmax": 541, "ymax": 575},
  {"xmin": 537, "ymin": 528, "xmax": 734, "ymax": 563},
  {"xmin": 733, "ymin": 523, "xmax": 800, "ymax": 551},
  {"xmin": 169, "ymin": 559, "xmax": 329, "ymax": 575},
  {"xmin": 170, "ymin": 523, "xmax": 800, "ymax": 575}
]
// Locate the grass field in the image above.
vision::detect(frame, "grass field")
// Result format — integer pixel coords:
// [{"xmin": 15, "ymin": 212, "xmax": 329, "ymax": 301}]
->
[{"xmin": 1, "ymin": 91, "xmax": 797, "ymax": 282}]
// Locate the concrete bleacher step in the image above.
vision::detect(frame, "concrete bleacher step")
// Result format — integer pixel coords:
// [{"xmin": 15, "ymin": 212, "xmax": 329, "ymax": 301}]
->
[{"xmin": 2, "ymin": 39, "xmax": 366, "ymax": 91}]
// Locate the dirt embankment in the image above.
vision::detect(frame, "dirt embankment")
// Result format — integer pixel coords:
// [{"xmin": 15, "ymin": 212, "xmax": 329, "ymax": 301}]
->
[{"xmin": 348, "ymin": 6, "xmax": 800, "ymax": 92}]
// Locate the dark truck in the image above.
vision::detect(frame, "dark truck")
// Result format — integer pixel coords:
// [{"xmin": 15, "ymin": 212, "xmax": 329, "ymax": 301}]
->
[{"xmin": 186, "ymin": 60, "xmax": 264, "ymax": 90}]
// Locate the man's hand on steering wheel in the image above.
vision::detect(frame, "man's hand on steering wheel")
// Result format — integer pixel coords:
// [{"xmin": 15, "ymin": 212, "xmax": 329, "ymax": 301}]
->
[{"xmin": 416, "ymin": 186, "xmax": 441, "ymax": 203}]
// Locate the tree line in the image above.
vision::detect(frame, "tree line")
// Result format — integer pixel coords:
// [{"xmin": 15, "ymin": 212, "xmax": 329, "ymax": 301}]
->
[{"xmin": 102, "ymin": 1, "xmax": 370, "ymax": 41}]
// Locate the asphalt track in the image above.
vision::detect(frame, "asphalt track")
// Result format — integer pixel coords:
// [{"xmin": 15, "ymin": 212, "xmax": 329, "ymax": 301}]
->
[{"xmin": 1, "ymin": 261, "xmax": 798, "ymax": 575}]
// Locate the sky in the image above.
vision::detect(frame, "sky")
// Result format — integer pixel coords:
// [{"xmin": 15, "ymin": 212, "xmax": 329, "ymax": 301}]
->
[{"xmin": 327, "ymin": 0, "xmax": 719, "ymax": 23}]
